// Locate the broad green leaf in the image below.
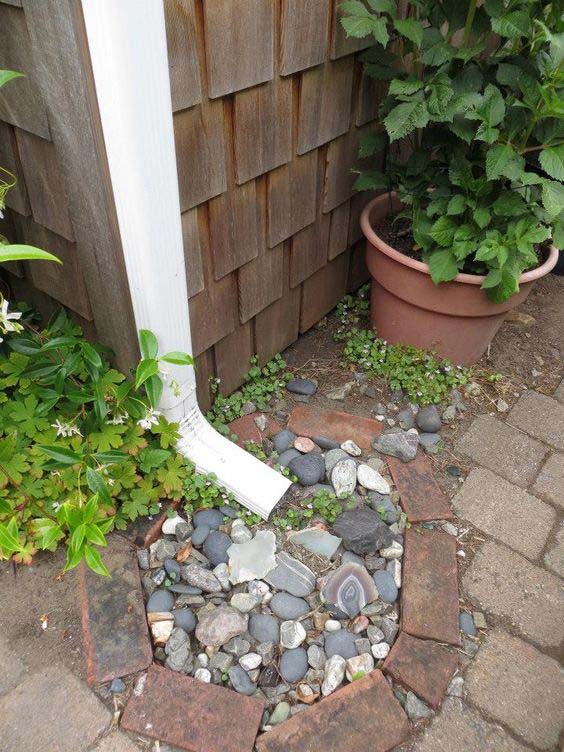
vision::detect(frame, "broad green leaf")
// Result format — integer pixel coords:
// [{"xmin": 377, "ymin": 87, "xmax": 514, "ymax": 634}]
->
[
  {"xmin": 84, "ymin": 545, "xmax": 110, "ymax": 576},
  {"xmin": 427, "ymin": 249, "xmax": 459, "ymax": 284},
  {"xmin": 491, "ymin": 10, "xmax": 529, "ymax": 39},
  {"xmin": 138, "ymin": 447, "xmax": 170, "ymax": 473},
  {"xmin": 0, "ymin": 521, "xmax": 21, "ymax": 555},
  {"xmin": 135, "ymin": 358, "xmax": 158, "ymax": 389},
  {"xmin": 384, "ymin": 99, "xmax": 429, "ymax": 142},
  {"xmin": 542, "ymin": 180, "xmax": 564, "ymax": 218},
  {"xmin": 474, "ymin": 207, "xmax": 491, "ymax": 229},
  {"xmin": 539, "ymin": 145, "xmax": 564, "ymax": 182},
  {"xmin": 145, "ymin": 373, "xmax": 163, "ymax": 410},
  {"xmin": 64, "ymin": 544, "xmax": 84, "ymax": 572},
  {"xmin": 85, "ymin": 524, "xmax": 107, "ymax": 547},
  {"xmin": 32, "ymin": 519, "xmax": 64, "ymax": 550},
  {"xmin": 85, "ymin": 467, "xmax": 111, "ymax": 505},
  {"xmin": 429, "ymin": 216, "xmax": 458, "ymax": 247},
  {"xmin": 39, "ymin": 445, "xmax": 82, "ymax": 465},
  {"xmin": 447, "ymin": 195, "xmax": 466, "ymax": 215},
  {"xmin": 80, "ymin": 341, "xmax": 103, "ymax": 370},
  {"xmin": 70, "ymin": 523, "xmax": 86, "ymax": 552},
  {"xmin": 393, "ymin": 18, "xmax": 423, "ymax": 47},
  {"xmin": 426, "ymin": 74, "xmax": 454, "ymax": 118},
  {"xmin": 493, "ymin": 192, "xmax": 526, "ymax": 217},
  {"xmin": 139, "ymin": 329, "xmax": 158, "ymax": 360},
  {"xmin": 358, "ymin": 130, "xmax": 386, "ymax": 157},
  {"xmin": 367, "ymin": 0, "xmax": 395, "ymax": 13},
  {"xmin": 476, "ymin": 85, "xmax": 505, "ymax": 128},
  {"xmin": 160, "ymin": 351, "xmax": 194, "ymax": 366},
  {"xmin": 0, "ymin": 70, "xmax": 24, "ymax": 88},
  {"xmin": 39, "ymin": 336, "xmax": 77, "ymax": 352},
  {"xmin": 420, "ymin": 28, "xmax": 453, "ymax": 67},
  {"xmin": 93, "ymin": 449, "xmax": 129, "ymax": 464},
  {"xmin": 485, "ymin": 144, "xmax": 524, "ymax": 181},
  {"xmin": 388, "ymin": 78, "xmax": 423, "ymax": 96},
  {"xmin": 0, "ymin": 245, "xmax": 61, "ymax": 264}
]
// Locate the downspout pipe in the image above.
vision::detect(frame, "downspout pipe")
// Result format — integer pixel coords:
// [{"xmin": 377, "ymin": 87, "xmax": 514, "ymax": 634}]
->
[{"xmin": 81, "ymin": 0, "xmax": 291, "ymax": 517}]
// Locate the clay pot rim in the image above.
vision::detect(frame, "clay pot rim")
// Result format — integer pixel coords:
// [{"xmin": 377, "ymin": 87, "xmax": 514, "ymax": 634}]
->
[{"xmin": 361, "ymin": 192, "xmax": 559, "ymax": 287}]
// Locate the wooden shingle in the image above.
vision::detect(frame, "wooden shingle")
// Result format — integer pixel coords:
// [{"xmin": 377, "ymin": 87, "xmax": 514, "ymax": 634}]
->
[
  {"xmin": 238, "ymin": 241, "xmax": 284, "ymax": 323},
  {"xmin": 194, "ymin": 348, "xmax": 215, "ymax": 413},
  {"xmin": 174, "ymin": 101, "xmax": 227, "ymax": 210},
  {"xmin": 164, "ymin": 0, "xmax": 202, "ymax": 111},
  {"xmin": 280, "ymin": 0, "xmax": 330, "ymax": 76},
  {"xmin": 330, "ymin": 0, "xmax": 373, "ymax": 59},
  {"xmin": 0, "ymin": 4, "xmax": 49, "ymax": 138},
  {"xmin": 0, "ymin": 121, "xmax": 30, "ymax": 215},
  {"xmin": 356, "ymin": 71, "xmax": 385, "ymax": 127},
  {"xmin": 12, "ymin": 214, "xmax": 91, "ymax": 319},
  {"xmin": 214, "ymin": 321, "xmax": 254, "ymax": 396},
  {"xmin": 204, "ymin": 0, "xmax": 274, "ymax": 98},
  {"xmin": 297, "ymin": 58, "xmax": 354, "ymax": 154},
  {"xmin": 323, "ymin": 128, "xmax": 360, "ymax": 213},
  {"xmin": 290, "ymin": 211, "xmax": 330, "ymax": 288},
  {"xmin": 347, "ymin": 239, "xmax": 370, "ymax": 292},
  {"xmin": 255, "ymin": 247, "xmax": 300, "ymax": 366},
  {"xmin": 299, "ymin": 251, "xmax": 349, "ymax": 333},
  {"xmin": 15, "ymin": 129, "xmax": 74, "ymax": 241},
  {"xmin": 267, "ymin": 149, "xmax": 317, "ymax": 247},
  {"xmin": 234, "ymin": 78, "xmax": 293, "ymax": 184},
  {"xmin": 181, "ymin": 208, "xmax": 205, "ymax": 298},
  {"xmin": 328, "ymin": 201, "xmax": 350, "ymax": 260},
  {"xmin": 349, "ymin": 189, "xmax": 378, "ymax": 245},
  {"xmin": 208, "ymin": 178, "xmax": 263, "ymax": 280}
]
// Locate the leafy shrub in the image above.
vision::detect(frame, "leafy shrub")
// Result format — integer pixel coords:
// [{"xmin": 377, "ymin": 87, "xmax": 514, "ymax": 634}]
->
[
  {"xmin": 342, "ymin": 0, "xmax": 564, "ymax": 302},
  {"xmin": 0, "ymin": 308, "xmax": 193, "ymax": 574}
]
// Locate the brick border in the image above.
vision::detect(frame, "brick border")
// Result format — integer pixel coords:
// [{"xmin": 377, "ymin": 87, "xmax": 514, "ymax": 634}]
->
[{"xmin": 77, "ymin": 407, "xmax": 461, "ymax": 751}]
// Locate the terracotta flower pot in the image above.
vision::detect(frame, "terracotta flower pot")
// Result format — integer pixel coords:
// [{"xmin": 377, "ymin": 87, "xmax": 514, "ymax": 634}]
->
[{"xmin": 360, "ymin": 193, "xmax": 559, "ymax": 365}]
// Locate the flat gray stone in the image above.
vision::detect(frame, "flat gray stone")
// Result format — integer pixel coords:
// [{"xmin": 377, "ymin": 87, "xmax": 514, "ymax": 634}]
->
[
  {"xmin": 286, "ymin": 378, "xmax": 317, "ymax": 396},
  {"xmin": 332, "ymin": 507, "xmax": 393, "ymax": 555},
  {"xmin": 416, "ymin": 405, "xmax": 442, "ymax": 433},
  {"xmin": 278, "ymin": 448, "xmax": 301, "ymax": 467},
  {"xmin": 463, "ymin": 541, "xmax": 564, "ymax": 648},
  {"xmin": 0, "ymin": 664, "xmax": 111, "ymax": 752},
  {"xmin": 464, "ymin": 630, "xmax": 564, "ymax": 750},
  {"xmin": 203, "ymin": 530, "xmax": 232, "ymax": 566},
  {"xmin": 456, "ymin": 416, "xmax": 548, "ymax": 488},
  {"xmin": 324, "ymin": 630, "xmax": 358, "ymax": 659},
  {"xmin": 146, "ymin": 589, "xmax": 174, "ymax": 613},
  {"xmin": 193, "ymin": 508, "xmax": 224, "ymax": 529},
  {"xmin": 92, "ymin": 733, "xmax": 142, "ymax": 752},
  {"xmin": 412, "ymin": 698, "xmax": 529, "ymax": 752},
  {"xmin": 544, "ymin": 525, "xmax": 564, "ymax": 577},
  {"xmin": 532, "ymin": 452, "xmax": 564, "ymax": 509},
  {"xmin": 373, "ymin": 429, "xmax": 419, "ymax": 462},
  {"xmin": 227, "ymin": 530, "xmax": 277, "ymax": 585},
  {"xmin": 507, "ymin": 390, "xmax": 564, "ymax": 450},
  {"xmin": 452, "ymin": 467, "xmax": 556, "ymax": 559},
  {"xmin": 279, "ymin": 647, "xmax": 308, "ymax": 682},
  {"xmin": 265, "ymin": 552, "xmax": 316, "ymax": 597},
  {"xmin": 249, "ymin": 614, "xmax": 280, "ymax": 645},
  {"xmin": 288, "ymin": 453, "xmax": 325, "ymax": 486},
  {"xmin": 287, "ymin": 527, "xmax": 341, "ymax": 559},
  {"xmin": 270, "ymin": 592, "xmax": 310, "ymax": 620},
  {"xmin": 324, "ymin": 448, "xmax": 348, "ymax": 476},
  {"xmin": 273, "ymin": 429, "xmax": 296, "ymax": 454}
]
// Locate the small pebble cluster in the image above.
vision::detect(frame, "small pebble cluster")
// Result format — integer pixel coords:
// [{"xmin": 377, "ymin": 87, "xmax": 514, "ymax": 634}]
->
[{"xmin": 138, "ymin": 376, "xmax": 474, "ymax": 730}]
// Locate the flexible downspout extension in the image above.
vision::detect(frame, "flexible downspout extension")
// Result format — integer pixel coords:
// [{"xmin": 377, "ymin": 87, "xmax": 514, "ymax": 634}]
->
[{"xmin": 81, "ymin": 0, "xmax": 291, "ymax": 518}]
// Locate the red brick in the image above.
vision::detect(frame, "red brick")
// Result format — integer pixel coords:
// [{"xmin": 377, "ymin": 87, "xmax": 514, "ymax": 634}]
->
[
  {"xmin": 383, "ymin": 631, "xmax": 458, "ymax": 709},
  {"xmin": 79, "ymin": 536, "xmax": 153, "ymax": 685},
  {"xmin": 401, "ymin": 527, "xmax": 460, "ymax": 646},
  {"xmin": 287, "ymin": 405, "xmax": 384, "ymax": 450},
  {"xmin": 256, "ymin": 670, "xmax": 409, "ymax": 752},
  {"xmin": 121, "ymin": 664, "xmax": 263, "ymax": 752},
  {"xmin": 228, "ymin": 412, "xmax": 281, "ymax": 447},
  {"xmin": 388, "ymin": 453, "xmax": 453, "ymax": 522}
]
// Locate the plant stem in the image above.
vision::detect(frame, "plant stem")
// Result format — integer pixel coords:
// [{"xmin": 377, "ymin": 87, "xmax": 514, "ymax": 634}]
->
[{"xmin": 463, "ymin": 0, "xmax": 477, "ymax": 47}]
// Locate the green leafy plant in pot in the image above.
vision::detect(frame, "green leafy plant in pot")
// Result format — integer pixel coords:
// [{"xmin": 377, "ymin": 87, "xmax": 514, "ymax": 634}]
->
[{"xmin": 341, "ymin": 0, "xmax": 562, "ymax": 364}]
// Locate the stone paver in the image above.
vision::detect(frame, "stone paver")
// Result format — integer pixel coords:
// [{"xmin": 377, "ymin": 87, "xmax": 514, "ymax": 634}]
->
[
  {"xmin": 555, "ymin": 378, "xmax": 564, "ymax": 403},
  {"xmin": 388, "ymin": 453, "xmax": 454, "ymax": 522},
  {"xmin": 465, "ymin": 630, "xmax": 564, "ymax": 750},
  {"xmin": 121, "ymin": 664, "xmax": 264, "ymax": 752},
  {"xmin": 463, "ymin": 540, "xmax": 564, "ymax": 648},
  {"xmin": 452, "ymin": 467, "xmax": 556, "ymax": 559},
  {"xmin": 410, "ymin": 698, "xmax": 530, "ymax": 752},
  {"xmin": 383, "ymin": 632, "xmax": 458, "ymax": 709},
  {"xmin": 79, "ymin": 535, "xmax": 153, "ymax": 685},
  {"xmin": 92, "ymin": 732, "xmax": 142, "ymax": 752},
  {"xmin": 0, "ymin": 663, "xmax": 111, "ymax": 752},
  {"xmin": 507, "ymin": 390, "xmax": 564, "ymax": 450},
  {"xmin": 455, "ymin": 415, "xmax": 548, "ymax": 488},
  {"xmin": 256, "ymin": 670, "xmax": 409, "ymax": 752},
  {"xmin": 402, "ymin": 527, "xmax": 460, "ymax": 646},
  {"xmin": 0, "ymin": 635, "xmax": 26, "ymax": 696},
  {"xmin": 288, "ymin": 405, "xmax": 384, "ymax": 449},
  {"xmin": 544, "ymin": 525, "xmax": 564, "ymax": 578},
  {"xmin": 532, "ymin": 452, "xmax": 564, "ymax": 510}
]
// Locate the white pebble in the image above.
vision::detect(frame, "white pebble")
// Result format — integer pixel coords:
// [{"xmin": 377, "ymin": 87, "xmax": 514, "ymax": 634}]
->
[
  {"xmin": 161, "ymin": 514, "xmax": 186, "ymax": 535},
  {"xmin": 239, "ymin": 652, "xmax": 262, "ymax": 670},
  {"xmin": 324, "ymin": 620, "xmax": 342, "ymax": 632},
  {"xmin": 194, "ymin": 668, "xmax": 211, "ymax": 683},
  {"xmin": 371, "ymin": 643, "xmax": 390, "ymax": 660},
  {"xmin": 341, "ymin": 440, "xmax": 362, "ymax": 457},
  {"xmin": 379, "ymin": 541, "xmax": 403, "ymax": 559},
  {"xmin": 280, "ymin": 620, "xmax": 307, "ymax": 649}
]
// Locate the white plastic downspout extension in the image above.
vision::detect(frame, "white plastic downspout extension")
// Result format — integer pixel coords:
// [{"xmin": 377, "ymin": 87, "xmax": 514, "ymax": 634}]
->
[{"xmin": 81, "ymin": 0, "xmax": 291, "ymax": 517}]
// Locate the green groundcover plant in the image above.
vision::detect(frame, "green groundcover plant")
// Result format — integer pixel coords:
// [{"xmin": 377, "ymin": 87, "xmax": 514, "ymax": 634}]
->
[
  {"xmin": 342, "ymin": 0, "xmax": 564, "ymax": 302},
  {"xmin": 0, "ymin": 309, "xmax": 195, "ymax": 575}
]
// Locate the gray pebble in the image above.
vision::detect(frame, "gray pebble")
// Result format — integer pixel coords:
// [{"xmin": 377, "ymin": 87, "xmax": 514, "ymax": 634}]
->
[
  {"xmin": 249, "ymin": 614, "xmax": 280, "ymax": 645},
  {"xmin": 164, "ymin": 558, "xmax": 182, "ymax": 578},
  {"xmin": 459, "ymin": 612, "xmax": 477, "ymax": 637},
  {"xmin": 373, "ymin": 570, "xmax": 398, "ymax": 603},
  {"xmin": 136, "ymin": 549, "xmax": 150, "ymax": 570},
  {"xmin": 146, "ymin": 589, "xmax": 174, "ymax": 613},
  {"xmin": 286, "ymin": 378, "xmax": 317, "ymax": 396},
  {"xmin": 191, "ymin": 525, "xmax": 210, "ymax": 547},
  {"xmin": 228, "ymin": 666, "xmax": 256, "ymax": 695},
  {"xmin": 324, "ymin": 630, "xmax": 358, "ymax": 659},
  {"xmin": 416, "ymin": 405, "xmax": 442, "ymax": 433},
  {"xmin": 273, "ymin": 429, "xmax": 296, "ymax": 454},
  {"xmin": 278, "ymin": 448, "xmax": 301, "ymax": 467},
  {"xmin": 270, "ymin": 592, "xmax": 310, "ymax": 620},
  {"xmin": 288, "ymin": 453, "xmax": 325, "ymax": 486},
  {"xmin": 279, "ymin": 647, "xmax": 308, "ymax": 682},
  {"xmin": 193, "ymin": 509, "xmax": 224, "ymax": 529},
  {"xmin": 313, "ymin": 436, "xmax": 340, "ymax": 450},
  {"xmin": 172, "ymin": 608, "xmax": 196, "ymax": 633},
  {"xmin": 203, "ymin": 530, "xmax": 231, "ymax": 566}
]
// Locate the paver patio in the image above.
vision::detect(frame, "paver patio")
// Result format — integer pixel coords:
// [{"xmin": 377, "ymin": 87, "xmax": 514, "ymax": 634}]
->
[{"xmin": 1, "ymin": 381, "xmax": 563, "ymax": 752}]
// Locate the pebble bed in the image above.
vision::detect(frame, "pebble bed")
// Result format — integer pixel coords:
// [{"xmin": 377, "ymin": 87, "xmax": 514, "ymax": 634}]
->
[{"xmin": 138, "ymin": 379, "xmax": 473, "ymax": 731}]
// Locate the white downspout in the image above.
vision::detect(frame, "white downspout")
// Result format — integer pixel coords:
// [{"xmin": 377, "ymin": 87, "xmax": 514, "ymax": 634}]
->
[{"xmin": 81, "ymin": 0, "xmax": 291, "ymax": 518}]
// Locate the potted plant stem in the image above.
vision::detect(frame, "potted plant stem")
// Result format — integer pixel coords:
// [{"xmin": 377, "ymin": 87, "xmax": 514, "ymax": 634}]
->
[{"xmin": 341, "ymin": 0, "xmax": 563, "ymax": 364}]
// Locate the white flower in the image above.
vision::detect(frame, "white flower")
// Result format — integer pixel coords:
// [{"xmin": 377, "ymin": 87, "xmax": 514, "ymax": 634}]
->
[
  {"xmin": 50, "ymin": 419, "xmax": 82, "ymax": 437},
  {"xmin": 107, "ymin": 412, "xmax": 128, "ymax": 425},
  {"xmin": 0, "ymin": 298, "xmax": 23, "ymax": 340},
  {"xmin": 137, "ymin": 408, "xmax": 161, "ymax": 430}
]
